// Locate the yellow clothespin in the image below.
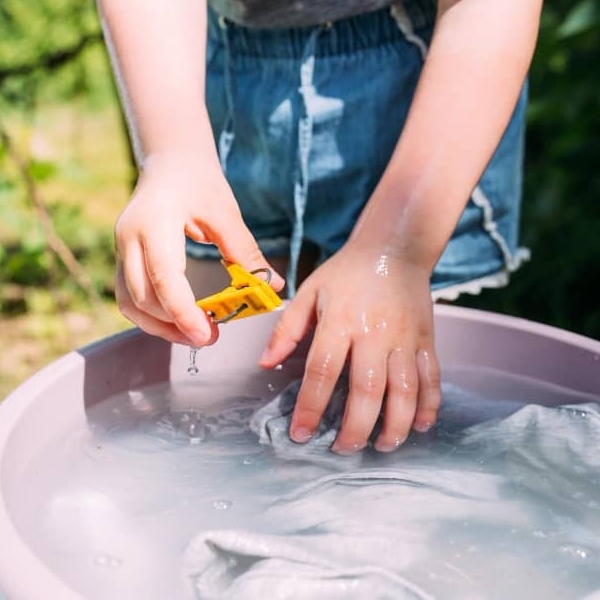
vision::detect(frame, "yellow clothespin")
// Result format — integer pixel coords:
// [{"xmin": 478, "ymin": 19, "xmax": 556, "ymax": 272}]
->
[{"xmin": 196, "ymin": 261, "xmax": 282, "ymax": 324}]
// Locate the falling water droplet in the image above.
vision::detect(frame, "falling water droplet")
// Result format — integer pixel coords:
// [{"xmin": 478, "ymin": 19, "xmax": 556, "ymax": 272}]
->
[{"xmin": 188, "ymin": 347, "xmax": 199, "ymax": 375}]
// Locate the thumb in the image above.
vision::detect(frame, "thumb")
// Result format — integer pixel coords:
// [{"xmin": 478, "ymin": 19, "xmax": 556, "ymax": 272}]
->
[{"xmin": 216, "ymin": 222, "xmax": 285, "ymax": 292}]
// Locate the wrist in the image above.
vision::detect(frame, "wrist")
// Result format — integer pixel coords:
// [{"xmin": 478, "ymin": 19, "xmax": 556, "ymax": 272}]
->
[
  {"xmin": 348, "ymin": 202, "xmax": 444, "ymax": 276},
  {"xmin": 141, "ymin": 143, "xmax": 221, "ymax": 175},
  {"xmin": 134, "ymin": 102, "xmax": 218, "ymax": 169},
  {"xmin": 347, "ymin": 236, "xmax": 437, "ymax": 281}
]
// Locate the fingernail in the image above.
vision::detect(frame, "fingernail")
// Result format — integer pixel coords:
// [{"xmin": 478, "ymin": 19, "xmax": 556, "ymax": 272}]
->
[
  {"xmin": 290, "ymin": 427, "xmax": 314, "ymax": 443},
  {"xmin": 413, "ymin": 421, "xmax": 434, "ymax": 433},
  {"xmin": 331, "ymin": 442, "xmax": 363, "ymax": 456},
  {"xmin": 189, "ymin": 327, "xmax": 211, "ymax": 347},
  {"xmin": 259, "ymin": 347, "xmax": 272, "ymax": 364},
  {"xmin": 272, "ymin": 272, "xmax": 286, "ymax": 291},
  {"xmin": 374, "ymin": 436, "xmax": 405, "ymax": 453}
]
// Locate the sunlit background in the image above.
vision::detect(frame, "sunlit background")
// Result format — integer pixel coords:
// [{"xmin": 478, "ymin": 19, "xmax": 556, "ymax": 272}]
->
[{"xmin": 1, "ymin": 0, "xmax": 599, "ymax": 398}]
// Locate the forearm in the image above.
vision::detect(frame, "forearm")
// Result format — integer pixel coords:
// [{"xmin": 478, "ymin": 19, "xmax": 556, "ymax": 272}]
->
[
  {"xmin": 97, "ymin": 0, "xmax": 216, "ymax": 165},
  {"xmin": 350, "ymin": 0, "xmax": 542, "ymax": 270}
]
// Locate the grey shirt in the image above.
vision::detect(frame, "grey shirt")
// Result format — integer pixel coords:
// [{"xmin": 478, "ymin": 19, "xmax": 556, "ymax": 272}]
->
[{"xmin": 208, "ymin": 0, "xmax": 396, "ymax": 28}]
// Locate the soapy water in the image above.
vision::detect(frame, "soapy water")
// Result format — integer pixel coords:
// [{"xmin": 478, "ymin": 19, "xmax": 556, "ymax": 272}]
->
[{"xmin": 8, "ymin": 369, "xmax": 600, "ymax": 600}]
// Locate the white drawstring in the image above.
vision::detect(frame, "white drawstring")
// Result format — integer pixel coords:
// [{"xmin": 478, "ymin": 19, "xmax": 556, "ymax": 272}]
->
[{"xmin": 287, "ymin": 27, "xmax": 323, "ymax": 296}]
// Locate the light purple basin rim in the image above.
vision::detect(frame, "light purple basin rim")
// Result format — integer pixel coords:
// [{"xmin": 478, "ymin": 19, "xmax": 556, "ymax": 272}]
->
[{"xmin": 0, "ymin": 304, "xmax": 599, "ymax": 599}]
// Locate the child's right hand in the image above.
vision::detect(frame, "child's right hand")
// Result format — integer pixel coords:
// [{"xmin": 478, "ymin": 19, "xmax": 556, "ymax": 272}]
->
[{"xmin": 113, "ymin": 150, "xmax": 285, "ymax": 347}]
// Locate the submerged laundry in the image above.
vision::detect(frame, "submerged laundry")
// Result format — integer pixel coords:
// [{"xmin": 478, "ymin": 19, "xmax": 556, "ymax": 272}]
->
[
  {"xmin": 182, "ymin": 380, "xmax": 600, "ymax": 600},
  {"xmin": 249, "ymin": 378, "xmax": 524, "ymax": 467},
  {"xmin": 249, "ymin": 376, "xmax": 361, "ymax": 468}
]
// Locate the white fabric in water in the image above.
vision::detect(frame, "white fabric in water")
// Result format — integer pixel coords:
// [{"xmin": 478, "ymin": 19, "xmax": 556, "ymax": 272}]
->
[
  {"xmin": 182, "ymin": 381, "xmax": 600, "ymax": 600},
  {"xmin": 248, "ymin": 379, "xmax": 524, "ymax": 467}
]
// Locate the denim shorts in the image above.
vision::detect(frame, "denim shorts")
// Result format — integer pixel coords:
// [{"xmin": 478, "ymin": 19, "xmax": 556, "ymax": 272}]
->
[{"xmin": 187, "ymin": 2, "xmax": 530, "ymax": 299}]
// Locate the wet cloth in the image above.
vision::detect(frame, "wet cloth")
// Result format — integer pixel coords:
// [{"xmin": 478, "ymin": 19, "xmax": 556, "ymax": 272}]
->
[
  {"xmin": 249, "ymin": 377, "xmax": 359, "ymax": 468},
  {"xmin": 187, "ymin": 3, "xmax": 529, "ymax": 298},
  {"xmin": 248, "ymin": 379, "xmax": 525, "ymax": 466},
  {"xmin": 182, "ymin": 382, "xmax": 600, "ymax": 599}
]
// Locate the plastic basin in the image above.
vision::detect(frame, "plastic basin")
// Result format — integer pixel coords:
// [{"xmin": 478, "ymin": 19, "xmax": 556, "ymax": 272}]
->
[{"xmin": 1, "ymin": 305, "xmax": 599, "ymax": 599}]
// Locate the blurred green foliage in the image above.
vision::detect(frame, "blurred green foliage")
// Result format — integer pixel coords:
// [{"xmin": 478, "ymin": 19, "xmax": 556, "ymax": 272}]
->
[
  {"xmin": 459, "ymin": 0, "xmax": 600, "ymax": 339},
  {"xmin": 0, "ymin": 0, "xmax": 104, "ymax": 106},
  {"xmin": 0, "ymin": 0, "xmax": 114, "ymax": 313},
  {"xmin": 0, "ymin": 0, "xmax": 599, "ymax": 338}
]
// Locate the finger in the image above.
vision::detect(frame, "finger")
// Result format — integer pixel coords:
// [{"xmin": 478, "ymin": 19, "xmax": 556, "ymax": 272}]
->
[
  {"xmin": 120, "ymin": 240, "xmax": 173, "ymax": 323},
  {"xmin": 331, "ymin": 341, "xmax": 387, "ymax": 455},
  {"xmin": 259, "ymin": 285, "xmax": 316, "ymax": 368},
  {"xmin": 141, "ymin": 233, "xmax": 215, "ymax": 347},
  {"xmin": 212, "ymin": 219, "xmax": 285, "ymax": 292},
  {"xmin": 374, "ymin": 348, "xmax": 419, "ymax": 452},
  {"xmin": 413, "ymin": 348, "xmax": 442, "ymax": 432},
  {"xmin": 116, "ymin": 269, "xmax": 216, "ymax": 346},
  {"xmin": 289, "ymin": 318, "xmax": 350, "ymax": 443},
  {"xmin": 124, "ymin": 304, "xmax": 209, "ymax": 346}
]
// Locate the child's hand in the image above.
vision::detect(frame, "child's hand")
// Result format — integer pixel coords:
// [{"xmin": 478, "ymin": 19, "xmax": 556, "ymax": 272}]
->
[
  {"xmin": 114, "ymin": 150, "xmax": 284, "ymax": 347},
  {"xmin": 259, "ymin": 242, "xmax": 441, "ymax": 454}
]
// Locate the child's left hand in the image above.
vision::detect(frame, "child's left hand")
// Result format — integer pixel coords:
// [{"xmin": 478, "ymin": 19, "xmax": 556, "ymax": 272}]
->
[{"xmin": 259, "ymin": 241, "xmax": 442, "ymax": 454}]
